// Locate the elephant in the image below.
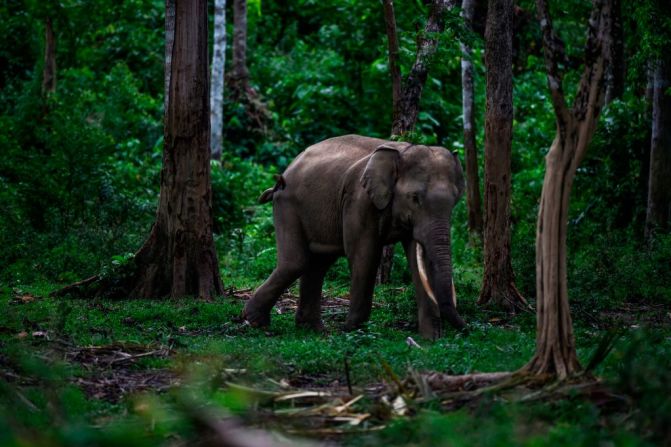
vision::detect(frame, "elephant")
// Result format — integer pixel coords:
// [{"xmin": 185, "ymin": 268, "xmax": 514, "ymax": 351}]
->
[{"xmin": 243, "ymin": 134, "xmax": 466, "ymax": 339}]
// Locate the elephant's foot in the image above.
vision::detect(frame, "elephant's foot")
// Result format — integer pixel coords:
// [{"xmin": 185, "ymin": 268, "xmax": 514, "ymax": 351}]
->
[
  {"xmin": 343, "ymin": 317, "xmax": 367, "ymax": 332},
  {"xmin": 295, "ymin": 317, "xmax": 325, "ymax": 333},
  {"xmin": 242, "ymin": 301, "xmax": 272, "ymax": 328},
  {"xmin": 418, "ymin": 316, "xmax": 442, "ymax": 341}
]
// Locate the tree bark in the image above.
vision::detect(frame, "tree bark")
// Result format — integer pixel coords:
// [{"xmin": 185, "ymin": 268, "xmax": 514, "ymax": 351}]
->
[
  {"xmin": 378, "ymin": 0, "xmax": 403, "ymax": 285},
  {"xmin": 42, "ymin": 16, "xmax": 56, "ymax": 95},
  {"xmin": 383, "ymin": 0, "xmax": 402, "ymax": 127},
  {"xmin": 521, "ymin": 0, "xmax": 612, "ymax": 379},
  {"xmin": 164, "ymin": 0, "xmax": 175, "ymax": 114},
  {"xmin": 379, "ymin": 0, "xmax": 453, "ymax": 283},
  {"xmin": 391, "ymin": 0, "xmax": 452, "ymax": 135},
  {"xmin": 604, "ymin": 0, "xmax": 624, "ymax": 104},
  {"xmin": 130, "ymin": 0, "xmax": 223, "ymax": 299},
  {"xmin": 645, "ymin": 57, "xmax": 671, "ymax": 239},
  {"xmin": 210, "ymin": 0, "xmax": 227, "ymax": 160},
  {"xmin": 478, "ymin": 0, "xmax": 525, "ymax": 311},
  {"xmin": 461, "ymin": 0, "xmax": 484, "ymax": 241},
  {"xmin": 232, "ymin": 0, "xmax": 249, "ymax": 93}
]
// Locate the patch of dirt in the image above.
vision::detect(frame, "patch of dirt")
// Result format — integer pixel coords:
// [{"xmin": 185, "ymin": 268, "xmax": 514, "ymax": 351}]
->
[
  {"xmin": 75, "ymin": 368, "xmax": 179, "ymax": 402},
  {"xmin": 228, "ymin": 288, "xmax": 381, "ymax": 315},
  {"xmin": 65, "ymin": 342, "xmax": 173, "ymax": 368},
  {"xmin": 575, "ymin": 301, "xmax": 671, "ymax": 329},
  {"xmin": 57, "ymin": 341, "xmax": 179, "ymax": 402}
]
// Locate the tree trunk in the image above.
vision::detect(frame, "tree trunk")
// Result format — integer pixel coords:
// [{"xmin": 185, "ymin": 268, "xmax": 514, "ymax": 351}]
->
[
  {"xmin": 131, "ymin": 0, "xmax": 223, "ymax": 299},
  {"xmin": 52, "ymin": 0, "xmax": 224, "ymax": 301},
  {"xmin": 379, "ymin": 0, "xmax": 403, "ymax": 285},
  {"xmin": 604, "ymin": 0, "xmax": 624, "ymax": 104},
  {"xmin": 379, "ymin": 0, "xmax": 452, "ymax": 283},
  {"xmin": 164, "ymin": 0, "xmax": 175, "ymax": 114},
  {"xmin": 232, "ymin": 0, "xmax": 249, "ymax": 93},
  {"xmin": 383, "ymin": 0, "xmax": 402, "ymax": 126},
  {"xmin": 645, "ymin": 57, "xmax": 671, "ymax": 239},
  {"xmin": 522, "ymin": 0, "xmax": 612, "ymax": 379},
  {"xmin": 461, "ymin": 0, "xmax": 484, "ymax": 242},
  {"xmin": 478, "ymin": 0, "xmax": 525, "ymax": 311},
  {"xmin": 42, "ymin": 16, "xmax": 56, "ymax": 95},
  {"xmin": 210, "ymin": 0, "xmax": 227, "ymax": 160},
  {"xmin": 392, "ymin": 0, "xmax": 452, "ymax": 135}
]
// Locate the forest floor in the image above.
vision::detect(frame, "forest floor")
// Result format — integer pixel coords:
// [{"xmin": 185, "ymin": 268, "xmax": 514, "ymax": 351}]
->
[{"xmin": 0, "ymin": 282, "xmax": 669, "ymax": 446}]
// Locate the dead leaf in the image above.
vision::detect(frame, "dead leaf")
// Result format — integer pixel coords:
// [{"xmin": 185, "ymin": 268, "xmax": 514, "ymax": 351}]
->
[
  {"xmin": 391, "ymin": 395, "xmax": 408, "ymax": 416},
  {"xmin": 405, "ymin": 336, "xmax": 423, "ymax": 350}
]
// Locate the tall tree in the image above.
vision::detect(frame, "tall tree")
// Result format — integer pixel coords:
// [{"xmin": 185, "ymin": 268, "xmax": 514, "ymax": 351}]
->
[
  {"xmin": 210, "ymin": 0, "xmax": 227, "ymax": 160},
  {"xmin": 478, "ymin": 0, "xmax": 525, "ymax": 311},
  {"xmin": 42, "ymin": 16, "xmax": 56, "ymax": 95},
  {"xmin": 645, "ymin": 56, "xmax": 671, "ymax": 239},
  {"xmin": 164, "ymin": 0, "xmax": 175, "ymax": 113},
  {"xmin": 232, "ymin": 0, "xmax": 249, "ymax": 94},
  {"xmin": 604, "ymin": 0, "xmax": 624, "ymax": 103},
  {"xmin": 521, "ymin": 0, "xmax": 613, "ymax": 378},
  {"xmin": 460, "ymin": 0, "xmax": 484, "ymax": 241},
  {"xmin": 125, "ymin": 0, "xmax": 224, "ymax": 299},
  {"xmin": 392, "ymin": 0, "xmax": 452, "ymax": 136},
  {"xmin": 382, "ymin": 0, "xmax": 402, "ymax": 129},
  {"xmin": 378, "ymin": 0, "xmax": 453, "ymax": 283},
  {"xmin": 63, "ymin": 0, "xmax": 223, "ymax": 299}
]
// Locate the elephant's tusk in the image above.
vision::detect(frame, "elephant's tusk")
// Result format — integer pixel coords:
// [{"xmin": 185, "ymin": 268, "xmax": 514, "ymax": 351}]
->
[
  {"xmin": 416, "ymin": 243, "xmax": 439, "ymax": 309},
  {"xmin": 451, "ymin": 279, "xmax": 457, "ymax": 308}
]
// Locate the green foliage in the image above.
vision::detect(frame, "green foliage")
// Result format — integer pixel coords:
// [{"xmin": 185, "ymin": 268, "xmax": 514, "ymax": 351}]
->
[
  {"xmin": 0, "ymin": 288, "xmax": 668, "ymax": 446},
  {"xmin": 612, "ymin": 329, "xmax": 671, "ymax": 444}
]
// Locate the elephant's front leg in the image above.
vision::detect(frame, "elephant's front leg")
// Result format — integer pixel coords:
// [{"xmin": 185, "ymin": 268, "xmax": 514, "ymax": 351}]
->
[
  {"xmin": 344, "ymin": 238, "xmax": 383, "ymax": 331},
  {"xmin": 402, "ymin": 239, "xmax": 442, "ymax": 340},
  {"xmin": 296, "ymin": 254, "xmax": 337, "ymax": 331}
]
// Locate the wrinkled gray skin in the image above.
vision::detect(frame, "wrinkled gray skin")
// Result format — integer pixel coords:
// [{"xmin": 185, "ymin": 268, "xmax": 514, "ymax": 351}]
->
[{"xmin": 243, "ymin": 135, "xmax": 466, "ymax": 339}]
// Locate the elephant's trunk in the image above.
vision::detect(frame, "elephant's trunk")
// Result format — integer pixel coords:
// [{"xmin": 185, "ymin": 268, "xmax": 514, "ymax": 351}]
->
[{"xmin": 418, "ymin": 223, "xmax": 466, "ymax": 330}]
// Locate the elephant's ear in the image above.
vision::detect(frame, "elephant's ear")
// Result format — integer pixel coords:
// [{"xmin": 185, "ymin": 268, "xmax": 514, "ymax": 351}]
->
[{"xmin": 361, "ymin": 144, "xmax": 400, "ymax": 210}]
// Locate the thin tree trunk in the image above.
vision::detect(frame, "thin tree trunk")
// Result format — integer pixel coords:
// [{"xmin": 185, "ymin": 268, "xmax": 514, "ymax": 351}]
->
[
  {"xmin": 383, "ymin": 0, "xmax": 402, "ymax": 126},
  {"xmin": 232, "ymin": 0, "xmax": 249, "ymax": 93},
  {"xmin": 379, "ymin": 0, "xmax": 453, "ymax": 283},
  {"xmin": 392, "ymin": 0, "xmax": 452, "ymax": 135},
  {"xmin": 131, "ymin": 0, "xmax": 223, "ymax": 299},
  {"xmin": 461, "ymin": 0, "xmax": 484, "ymax": 241},
  {"xmin": 645, "ymin": 57, "xmax": 671, "ymax": 239},
  {"xmin": 164, "ymin": 0, "xmax": 175, "ymax": 114},
  {"xmin": 42, "ymin": 16, "xmax": 56, "ymax": 95},
  {"xmin": 522, "ymin": 0, "xmax": 612, "ymax": 379},
  {"xmin": 210, "ymin": 0, "xmax": 227, "ymax": 160},
  {"xmin": 478, "ymin": 0, "xmax": 525, "ymax": 311},
  {"xmin": 379, "ymin": 0, "xmax": 403, "ymax": 285},
  {"xmin": 604, "ymin": 0, "xmax": 624, "ymax": 104}
]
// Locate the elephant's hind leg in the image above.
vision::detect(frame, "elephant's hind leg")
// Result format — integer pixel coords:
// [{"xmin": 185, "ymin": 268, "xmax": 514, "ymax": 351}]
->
[
  {"xmin": 244, "ymin": 259, "xmax": 306, "ymax": 327},
  {"xmin": 296, "ymin": 254, "xmax": 337, "ymax": 331},
  {"xmin": 243, "ymin": 206, "xmax": 308, "ymax": 327}
]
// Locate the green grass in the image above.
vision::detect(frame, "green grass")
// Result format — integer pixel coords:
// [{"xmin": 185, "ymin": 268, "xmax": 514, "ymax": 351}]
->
[{"xmin": 0, "ymin": 279, "xmax": 669, "ymax": 446}]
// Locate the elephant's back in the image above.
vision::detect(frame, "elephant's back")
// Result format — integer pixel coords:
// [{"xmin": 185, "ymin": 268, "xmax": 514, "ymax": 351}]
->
[
  {"xmin": 275, "ymin": 135, "xmax": 385, "ymax": 246},
  {"xmin": 287, "ymin": 134, "xmax": 384, "ymax": 177},
  {"xmin": 282, "ymin": 134, "xmax": 384, "ymax": 190}
]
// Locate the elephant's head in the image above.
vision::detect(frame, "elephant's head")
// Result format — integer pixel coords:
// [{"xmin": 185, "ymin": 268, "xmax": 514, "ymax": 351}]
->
[{"xmin": 361, "ymin": 142, "xmax": 466, "ymax": 337}]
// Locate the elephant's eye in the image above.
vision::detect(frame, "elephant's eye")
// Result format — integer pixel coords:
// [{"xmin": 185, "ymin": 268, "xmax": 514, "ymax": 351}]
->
[{"xmin": 410, "ymin": 192, "xmax": 421, "ymax": 205}]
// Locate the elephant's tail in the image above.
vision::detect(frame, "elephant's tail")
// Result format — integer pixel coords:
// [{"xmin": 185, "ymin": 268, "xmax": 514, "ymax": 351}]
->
[{"xmin": 258, "ymin": 175, "xmax": 286, "ymax": 204}]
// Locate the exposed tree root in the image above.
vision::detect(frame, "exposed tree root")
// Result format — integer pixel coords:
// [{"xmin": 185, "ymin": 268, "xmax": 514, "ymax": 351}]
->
[
  {"xmin": 50, "ymin": 259, "xmax": 138, "ymax": 300},
  {"xmin": 401, "ymin": 370, "xmax": 626, "ymax": 413},
  {"xmin": 478, "ymin": 280, "xmax": 530, "ymax": 313}
]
